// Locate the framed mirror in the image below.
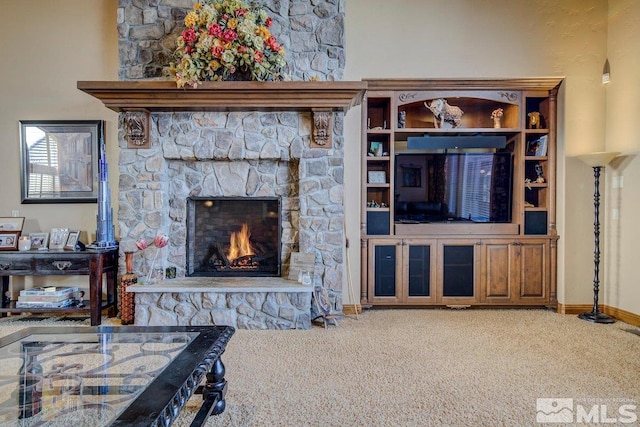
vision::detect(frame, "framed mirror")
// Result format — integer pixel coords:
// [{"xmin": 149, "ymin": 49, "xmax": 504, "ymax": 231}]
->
[{"xmin": 19, "ymin": 120, "xmax": 102, "ymax": 203}]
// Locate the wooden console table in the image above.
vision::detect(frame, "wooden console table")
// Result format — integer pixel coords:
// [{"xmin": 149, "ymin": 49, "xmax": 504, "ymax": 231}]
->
[{"xmin": 0, "ymin": 248, "xmax": 118, "ymax": 326}]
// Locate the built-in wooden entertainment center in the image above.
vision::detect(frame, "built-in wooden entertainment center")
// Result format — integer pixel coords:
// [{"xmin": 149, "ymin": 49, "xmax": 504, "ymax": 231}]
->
[{"xmin": 360, "ymin": 78, "xmax": 562, "ymax": 308}]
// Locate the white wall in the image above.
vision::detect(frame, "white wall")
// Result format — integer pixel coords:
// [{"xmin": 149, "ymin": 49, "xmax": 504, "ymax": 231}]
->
[
  {"xmin": 603, "ymin": 0, "xmax": 640, "ymax": 314},
  {"xmin": 0, "ymin": 0, "xmax": 119, "ymax": 291}
]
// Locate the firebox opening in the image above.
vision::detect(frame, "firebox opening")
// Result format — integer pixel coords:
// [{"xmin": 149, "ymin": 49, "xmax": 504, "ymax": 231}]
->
[{"xmin": 187, "ymin": 197, "xmax": 281, "ymax": 277}]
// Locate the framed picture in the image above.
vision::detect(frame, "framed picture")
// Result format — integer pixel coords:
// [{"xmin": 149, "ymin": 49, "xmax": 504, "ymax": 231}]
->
[
  {"xmin": 19, "ymin": 120, "xmax": 103, "ymax": 203},
  {"xmin": 64, "ymin": 230, "xmax": 81, "ymax": 251},
  {"xmin": 368, "ymin": 170, "xmax": 387, "ymax": 184},
  {"xmin": 401, "ymin": 166, "xmax": 422, "ymax": 187},
  {"xmin": 535, "ymin": 135, "xmax": 548, "ymax": 157},
  {"xmin": 0, "ymin": 217, "xmax": 25, "ymax": 232},
  {"xmin": 369, "ymin": 141, "xmax": 383, "ymax": 157},
  {"xmin": 29, "ymin": 232, "xmax": 49, "ymax": 249},
  {"xmin": 0, "ymin": 232, "xmax": 20, "ymax": 250},
  {"xmin": 49, "ymin": 228, "xmax": 69, "ymax": 250}
]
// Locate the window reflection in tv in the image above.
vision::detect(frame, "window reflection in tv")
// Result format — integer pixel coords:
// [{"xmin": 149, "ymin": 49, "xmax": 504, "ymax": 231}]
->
[{"xmin": 395, "ymin": 152, "xmax": 513, "ymax": 223}]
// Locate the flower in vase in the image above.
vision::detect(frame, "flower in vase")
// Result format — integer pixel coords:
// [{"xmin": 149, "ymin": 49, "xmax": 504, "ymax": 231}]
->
[
  {"xmin": 154, "ymin": 234, "xmax": 169, "ymax": 248},
  {"xmin": 134, "ymin": 234, "xmax": 170, "ymax": 282},
  {"xmin": 135, "ymin": 238, "xmax": 149, "ymax": 251}
]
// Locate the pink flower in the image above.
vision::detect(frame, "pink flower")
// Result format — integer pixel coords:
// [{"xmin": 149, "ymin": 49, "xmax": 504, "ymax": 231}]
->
[
  {"xmin": 221, "ymin": 29, "xmax": 237, "ymax": 42},
  {"xmin": 182, "ymin": 28, "xmax": 198, "ymax": 44},
  {"xmin": 254, "ymin": 51, "xmax": 264, "ymax": 63},
  {"xmin": 154, "ymin": 234, "xmax": 169, "ymax": 248},
  {"xmin": 135, "ymin": 238, "xmax": 149, "ymax": 251},
  {"xmin": 235, "ymin": 8, "xmax": 247, "ymax": 17},
  {"xmin": 208, "ymin": 23, "xmax": 222, "ymax": 37}
]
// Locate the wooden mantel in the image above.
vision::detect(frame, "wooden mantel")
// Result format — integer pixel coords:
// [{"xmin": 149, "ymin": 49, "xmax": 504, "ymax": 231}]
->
[
  {"xmin": 77, "ymin": 80, "xmax": 367, "ymax": 112},
  {"xmin": 78, "ymin": 80, "xmax": 367, "ymax": 147}
]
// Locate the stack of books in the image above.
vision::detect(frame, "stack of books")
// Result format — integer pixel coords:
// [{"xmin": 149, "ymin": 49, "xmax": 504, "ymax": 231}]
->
[{"xmin": 16, "ymin": 286, "xmax": 79, "ymax": 309}]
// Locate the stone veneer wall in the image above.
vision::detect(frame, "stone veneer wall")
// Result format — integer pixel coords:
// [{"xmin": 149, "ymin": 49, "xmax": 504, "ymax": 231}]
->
[
  {"xmin": 118, "ymin": 111, "xmax": 346, "ymax": 291},
  {"xmin": 117, "ymin": 0, "xmax": 345, "ymax": 81},
  {"xmin": 116, "ymin": 0, "xmax": 346, "ymax": 306}
]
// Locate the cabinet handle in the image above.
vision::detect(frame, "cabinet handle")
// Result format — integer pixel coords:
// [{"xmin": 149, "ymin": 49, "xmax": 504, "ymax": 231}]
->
[
  {"xmin": 52, "ymin": 261, "xmax": 73, "ymax": 271},
  {"xmin": 0, "ymin": 262, "xmax": 12, "ymax": 270},
  {"xmin": 512, "ymin": 242, "xmax": 522, "ymax": 246}
]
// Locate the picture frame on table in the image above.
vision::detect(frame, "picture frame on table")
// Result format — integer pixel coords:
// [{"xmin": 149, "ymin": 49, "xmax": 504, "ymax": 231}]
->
[
  {"xmin": 0, "ymin": 217, "xmax": 25, "ymax": 232},
  {"xmin": 64, "ymin": 230, "xmax": 81, "ymax": 251},
  {"xmin": 19, "ymin": 120, "xmax": 103, "ymax": 203},
  {"xmin": 49, "ymin": 228, "xmax": 69, "ymax": 250},
  {"xmin": 29, "ymin": 232, "xmax": 49, "ymax": 250},
  {"xmin": 0, "ymin": 232, "xmax": 20, "ymax": 251}
]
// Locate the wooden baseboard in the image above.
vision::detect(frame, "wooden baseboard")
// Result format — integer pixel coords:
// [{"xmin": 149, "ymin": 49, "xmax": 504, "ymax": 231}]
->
[
  {"xmin": 342, "ymin": 304, "xmax": 362, "ymax": 315},
  {"xmin": 557, "ymin": 303, "xmax": 640, "ymax": 327}
]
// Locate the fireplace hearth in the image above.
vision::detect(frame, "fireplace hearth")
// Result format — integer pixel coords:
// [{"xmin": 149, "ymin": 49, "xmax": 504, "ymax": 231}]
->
[{"xmin": 187, "ymin": 197, "xmax": 281, "ymax": 277}]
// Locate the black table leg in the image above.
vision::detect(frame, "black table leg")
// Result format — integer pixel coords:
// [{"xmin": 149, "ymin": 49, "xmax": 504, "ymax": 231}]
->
[{"xmin": 191, "ymin": 356, "xmax": 228, "ymax": 426}]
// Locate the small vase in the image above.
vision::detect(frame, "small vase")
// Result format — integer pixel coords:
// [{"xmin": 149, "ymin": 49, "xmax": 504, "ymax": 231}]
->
[{"xmin": 120, "ymin": 251, "xmax": 137, "ymax": 325}]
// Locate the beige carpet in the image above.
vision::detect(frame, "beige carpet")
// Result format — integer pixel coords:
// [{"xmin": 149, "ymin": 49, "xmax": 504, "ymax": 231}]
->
[{"xmin": 2, "ymin": 309, "xmax": 639, "ymax": 426}]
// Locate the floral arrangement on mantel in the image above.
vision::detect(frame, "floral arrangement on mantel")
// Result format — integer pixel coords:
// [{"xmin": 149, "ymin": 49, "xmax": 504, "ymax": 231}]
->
[{"xmin": 171, "ymin": 0, "xmax": 286, "ymax": 88}]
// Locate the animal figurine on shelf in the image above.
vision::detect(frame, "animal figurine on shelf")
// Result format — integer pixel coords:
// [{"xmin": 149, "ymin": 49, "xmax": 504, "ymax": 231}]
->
[
  {"xmin": 425, "ymin": 98, "xmax": 464, "ymax": 128},
  {"xmin": 491, "ymin": 108, "xmax": 504, "ymax": 128},
  {"xmin": 528, "ymin": 111, "xmax": 541, "ymax": 129}
]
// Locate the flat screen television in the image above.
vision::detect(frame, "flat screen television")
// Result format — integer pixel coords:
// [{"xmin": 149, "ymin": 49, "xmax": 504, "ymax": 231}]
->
[{"xmin": 395, "ymin": 152, "xmax": 513, "ymax": 223}]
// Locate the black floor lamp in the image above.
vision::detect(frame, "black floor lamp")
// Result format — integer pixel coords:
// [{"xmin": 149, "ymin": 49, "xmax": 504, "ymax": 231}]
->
[{"xmin": 576, "ymin": 151, "xmax": 620, "ymax": 324}]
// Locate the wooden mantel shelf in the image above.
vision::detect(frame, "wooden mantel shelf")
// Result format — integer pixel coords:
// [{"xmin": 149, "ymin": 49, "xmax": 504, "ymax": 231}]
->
[{"xmin": 77, "ymin": 80, "xmax": 367, "ymax": 113}]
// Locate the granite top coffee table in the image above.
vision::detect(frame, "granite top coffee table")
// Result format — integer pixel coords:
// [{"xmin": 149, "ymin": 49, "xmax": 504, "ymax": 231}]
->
[{"xmin": 0, "ymin": 325, "xmax": 235, "ymax": 426}]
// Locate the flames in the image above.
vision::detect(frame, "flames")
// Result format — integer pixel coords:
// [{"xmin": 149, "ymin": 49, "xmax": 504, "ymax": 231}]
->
[{"xmin": 227, "ymin": 223, "xmax": 256, "ymax": 262}]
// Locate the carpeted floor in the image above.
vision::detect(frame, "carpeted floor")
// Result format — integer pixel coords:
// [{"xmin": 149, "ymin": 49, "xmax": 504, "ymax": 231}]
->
[{"xmin": 2, "ymin": 309, "xmax": 639, "ymax": 426}]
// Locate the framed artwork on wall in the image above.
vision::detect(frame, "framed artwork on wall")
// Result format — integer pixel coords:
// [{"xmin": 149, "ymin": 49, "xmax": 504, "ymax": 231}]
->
[{"xmin": 19, "ymin": 120, "xmax": 103, "ymax": 203}]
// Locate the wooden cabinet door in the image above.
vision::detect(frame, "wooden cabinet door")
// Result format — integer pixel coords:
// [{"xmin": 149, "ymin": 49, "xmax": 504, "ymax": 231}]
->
[
  {"xmin": 513, "ymin": 239, "xmax": 549, "ymax": 304},
  {"xmin": 367, "ymin": 239, "xmax": 403, "ymax": 304},
  {"xmin": 402, "ymin": 239, "xmax": 437, "ymax": 304},
  {"xmin": 481, "ymin": 239, "xmax": 549, "ymax": 304},
  {"xmin": 482, "ymin": 240, "xmax": 514, "ymax": 303},
  {"xmin": 436, "ymin": 240, "xmax": 480, "ymax": 305}
]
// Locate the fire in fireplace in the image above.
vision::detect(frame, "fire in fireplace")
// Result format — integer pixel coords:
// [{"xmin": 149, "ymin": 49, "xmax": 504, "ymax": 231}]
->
[{"xmin": 186, "ymin": 197, "xmax": 281, "ymax": 277}]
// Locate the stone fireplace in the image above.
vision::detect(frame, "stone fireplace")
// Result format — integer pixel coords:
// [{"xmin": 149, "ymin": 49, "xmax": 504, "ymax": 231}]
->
[
  {"xmin": 80, "ymin": 81, "xmax": 365, "ymax": 328},
  {"xmin": 80, "ymin": 0, "xmax": 363, "ymax": 329}
]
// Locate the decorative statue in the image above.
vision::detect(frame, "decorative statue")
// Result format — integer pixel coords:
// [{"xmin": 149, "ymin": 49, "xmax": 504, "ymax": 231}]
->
[
  {"xmin": 491, "ymin": 108, "xmax": 504, "ymax": 128},
  {"xmin": 528, "ymin": 111, "xmax": 541, "ymax": 129},
  {"xmin": 398, "ymin": 111, "xmax": 406, "ymax": 128},
  {"xmin": 535, "ymin": 164, "xmax": 545, "ymax": 183},
  {"xmin": 425, "ymin": 98, "xmax": 464, "ymax": 128}
]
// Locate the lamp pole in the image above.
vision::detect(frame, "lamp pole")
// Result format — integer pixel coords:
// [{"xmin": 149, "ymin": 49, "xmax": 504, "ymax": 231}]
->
[{"xmin": 576, "ymin": 152, "xmax": 619, "ymax": 324}]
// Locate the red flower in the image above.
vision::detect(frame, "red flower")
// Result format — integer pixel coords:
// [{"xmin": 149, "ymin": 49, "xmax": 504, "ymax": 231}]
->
[
  {"xmin": 266, "ymin": 35, "xmax": 280, "ymax": 51},
  {"xmin": 182, "ymin": 28, "xmax": 197, "ymax": 44},
  {"xmin": 211, "ymin": 46, "xmax": 224, "ymax": 58},
  {"xmin": 208, "ymin": 23, "xmax": 222, "ymax": 37},
  {"xmin": 266, "ymin": 17, "xmax": 272, "ymax": 28},
  {"xmin": 222, "ymin": 29, "xmax": 237, "ymax": 42},
  {"xmin": 236, "ymin": 8, "xmax": 247, "ymax": 17},
  {"xmin": 185, "ymin": 46, "xmax": 193, "ymax": 54},
  {"xmin": 254, "ymin": 51, "xmax": 264, "ymax": 63}
]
